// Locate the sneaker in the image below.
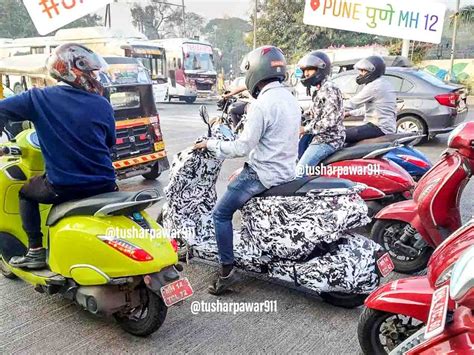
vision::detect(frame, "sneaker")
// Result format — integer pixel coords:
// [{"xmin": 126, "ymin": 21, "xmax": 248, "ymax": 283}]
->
[
  {"xmin": 208, "ymin": 269, "xmax": 240, "ymax": 295},
  {"xmin": 9, "ymin": 248, "xmax": 47, "ymax": 269}
]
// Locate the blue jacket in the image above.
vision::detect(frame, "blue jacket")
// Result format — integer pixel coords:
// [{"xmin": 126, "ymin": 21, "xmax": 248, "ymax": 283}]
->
[{"xmin": 0, "ymin": 85, "xmax": 116, "ymax": 187}]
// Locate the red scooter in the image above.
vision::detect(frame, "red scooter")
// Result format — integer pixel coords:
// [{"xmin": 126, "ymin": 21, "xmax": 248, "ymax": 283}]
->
[
  {"xmin": 388, "ymin": 245, "xmax": 474, "ymax": 355},
  {"xmin": 319, "ymin": 143, "xmax": 415, "ymax": 216},
  {"xmin": 357, "ymin": 219, "xmax": 474, "ymax": 354},
  {"xmin": 371, "ymin": 121, "xmax": 474, "ymax": 273}
]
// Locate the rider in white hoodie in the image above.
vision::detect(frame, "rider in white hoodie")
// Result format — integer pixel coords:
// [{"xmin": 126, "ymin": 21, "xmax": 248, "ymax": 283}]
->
[{"xmin": 193, "ymin": 46, "xmax": 301, "ymax": 295}]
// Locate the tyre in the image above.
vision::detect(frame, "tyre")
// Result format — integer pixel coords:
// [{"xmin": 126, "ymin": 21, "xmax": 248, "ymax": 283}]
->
[
  {"xmin": 114, "ymin": 288, "xmax": 167, "ymax": 337},
  {"xmin": 396, "ymin": 116, "xmax": 428, "ymax": 145},
  {"xmin": 0, "ymin": 255, "xmax": 17, "ymax": 279},
  {"xmin": 358, "ymin": 308, "xmax": 423, "ymax": 355},
  {"xmin": 184, "ymin": 96, "xmax": 197, "ymax": 104},
  {"xmin": 142, "ymin": 163, "xmax": 161, "ymax": 180},
  {"xmin": 371, "ymin": 220, "xmax": 432, "ymax": 274},
  {"xmin": 320, "ymin": 292, "xmax": 368, "ymax": 309}
]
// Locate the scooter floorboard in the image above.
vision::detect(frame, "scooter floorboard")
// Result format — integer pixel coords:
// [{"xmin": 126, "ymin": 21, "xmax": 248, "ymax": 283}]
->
[{"xmin": 189, "ymin": 257, "xmax": 349, "ymax": 301}]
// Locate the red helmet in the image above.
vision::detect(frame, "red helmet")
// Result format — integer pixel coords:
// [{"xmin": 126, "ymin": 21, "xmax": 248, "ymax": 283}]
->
[{"xmin": 47, "ymin": 43, "xmax": 108, "ymax": 95}]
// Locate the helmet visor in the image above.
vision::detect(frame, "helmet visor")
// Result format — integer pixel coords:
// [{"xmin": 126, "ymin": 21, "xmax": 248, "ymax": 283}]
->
[
  {"xmin": 297, "ymin": 55, "xmax": 326, "ymax": 70},
  {"xmin": 354, "ymin": 58, "xmax": 375, "ymax": 72},
  {"xmin": 240, "ymin": 55, "xmax": 250, "ymax": 73}
]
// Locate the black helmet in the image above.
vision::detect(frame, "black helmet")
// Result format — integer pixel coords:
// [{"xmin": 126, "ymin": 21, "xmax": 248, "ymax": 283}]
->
[
  {"xmin": 297, "ymin": 51, "xmax": 331, "ymax": 88},
  {"xmin": 355, "ymin": 56, "xmax": 386, "ymax": 85},
  {"xmin": 240, "ymin": 46, "xmax": 287, "ymax": 99}
]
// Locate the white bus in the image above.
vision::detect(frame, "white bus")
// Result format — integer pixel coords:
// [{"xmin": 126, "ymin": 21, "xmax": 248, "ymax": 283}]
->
[
  {"xmin": 152, "ymin": 38, "xmax": 217, "ymax": 104},
  {"xmin": 0, "ymin": 27, "xmax": 169, "ymax": 102}
]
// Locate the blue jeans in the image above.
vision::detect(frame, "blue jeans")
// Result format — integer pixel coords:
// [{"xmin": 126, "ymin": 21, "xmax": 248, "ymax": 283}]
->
[
  {"xmin": 345, "ymin": 123, "xmax": 384, "ymax": 144},
  {"xmin": 296, "ymin": 143, "xmax": 336, "ymax": 177},
  {"xmin": 298, "ymin": 134, "xmax": 314, "ymax": 159},
  {"xmin": 213, "ymin": 164, "xmax": 267, "ymax": 265}
]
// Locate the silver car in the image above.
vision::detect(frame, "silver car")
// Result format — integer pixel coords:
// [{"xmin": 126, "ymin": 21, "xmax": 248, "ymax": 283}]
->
[{"xmin": 334, "ymin": 68, "xmax": 468, "ymax": 143}]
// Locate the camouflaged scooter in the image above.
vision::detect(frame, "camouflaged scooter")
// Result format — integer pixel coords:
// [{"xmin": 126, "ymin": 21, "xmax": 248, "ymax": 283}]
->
[{"xmin": 159, "ymin": 106, "xmax": 385, "ymax": 308}]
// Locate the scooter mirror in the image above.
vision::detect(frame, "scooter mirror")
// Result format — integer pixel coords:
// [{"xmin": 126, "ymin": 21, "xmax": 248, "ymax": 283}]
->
[{"xmin": 199, "ymin": 105, "xmax": 210, "ymax": 125}]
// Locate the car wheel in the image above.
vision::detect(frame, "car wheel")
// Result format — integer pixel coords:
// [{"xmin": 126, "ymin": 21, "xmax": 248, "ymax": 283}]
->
[
  {"xmin": 396, "ymin": 116, "xmax": 427, "ymax": 145},
  {"xmin": 184, "ymin": 96, "xmax": 196, "ymax": 104}
]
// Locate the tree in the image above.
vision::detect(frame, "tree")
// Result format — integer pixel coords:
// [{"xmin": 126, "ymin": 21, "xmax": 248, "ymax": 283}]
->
[
  {"xmin": 0, "ymin": 0, "xmax": 101, "ymax": 39},
  {"xmin": 184, "ymin": 12, "xmax": 206, "ymax": 39},
  {"xmin": 249, "ymin": 0, "xmax": 379, "ymax": 63},
  {"xmin": 203, "ymin": 17, "xmax": 251, "ymax": 73},
  {"xmin": 451, "ymin": 5, "xmax": 474, "ymax": 27},
  {"xmin": 130, "ymin": 2, "xmax": 181, "ymax": 39},
  {"xmin": 0, "ymin": 0, "xmax": 39, "ymax": 38}
]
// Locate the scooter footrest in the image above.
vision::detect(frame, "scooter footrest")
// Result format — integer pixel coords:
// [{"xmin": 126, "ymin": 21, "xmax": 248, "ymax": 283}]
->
[{"xmin": 31, "ymin": 269, "xmax": 66, "ymax": 285}]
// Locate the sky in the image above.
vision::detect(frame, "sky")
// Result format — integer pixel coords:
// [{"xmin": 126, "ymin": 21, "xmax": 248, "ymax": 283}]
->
[{"xmin": 105, "ymin": 0, "xmax": 474, "ymax": 31}]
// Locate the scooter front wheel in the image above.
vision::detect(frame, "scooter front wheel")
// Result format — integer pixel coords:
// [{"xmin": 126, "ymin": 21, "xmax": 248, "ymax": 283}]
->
[
  {"xmin": 358, "ymin": 307, "xmax": 423, "ymax": 355},
  {"xmin": 319, "ymin": 292, "xmax": 367, "ymax": 309},
  {"xmin": 114, "ymin": 288, "xmax": 167, "ymax": 337},
  {"xmin": 0, "ymin": 255, "xmax": 17, "ymax": 280}
]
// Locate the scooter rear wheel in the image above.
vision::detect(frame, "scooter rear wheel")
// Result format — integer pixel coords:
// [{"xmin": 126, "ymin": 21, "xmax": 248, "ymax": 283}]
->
[
  {"xmin": 358, "ymin": 307, "xmax": 423, "ymax": 355},
  {"xmin": 0, "ymin": 256, "xmax": 17, "ymax": 279},
  {"xmin": 371, "ymin": 220, "xmax": 432, "ymax": 274},
  {"xmin": 114, "ymin": 288, "xmax": 167, "ymax": 337},
  {"xmin": 319, "ymin": 292, "xmax": 367, "ymax": 309}
]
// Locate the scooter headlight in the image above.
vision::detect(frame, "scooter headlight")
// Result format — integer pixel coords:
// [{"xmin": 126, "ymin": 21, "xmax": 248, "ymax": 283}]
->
[{"xmin": 435, "ymin": 263, "xmax": 455, "ymax": 287}]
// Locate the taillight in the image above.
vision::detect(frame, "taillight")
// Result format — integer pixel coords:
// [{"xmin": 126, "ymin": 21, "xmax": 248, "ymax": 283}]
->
[
  {"xmin": 435, "ymin": 93, "xmax": 459, "ymax": 108},
  {"xmin": 359, "ymin": 186, "xmax": 386, "ymax": 200},
  {"xmin": 170, "ymin": 239, "xmax": 179, "ymax": 253},
  {"xmin": 100, "ymin": 237, "xmax": 153, "ymax": 261},
  {"xmin": 150, "ymin": 115, "xmax": 162, "ymax": 141},
  {"xmin": 397, "ymin": 155, "xmax": 431, "ymax": 169}
]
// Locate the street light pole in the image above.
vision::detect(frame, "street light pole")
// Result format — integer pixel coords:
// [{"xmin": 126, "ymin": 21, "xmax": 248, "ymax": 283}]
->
[
  {"xmin": 181, "ymin": 0, "xmax": 186, "ymax": 38},
  {"xmin": 449, "ymin": 0, "xmax": 461, "ymax": 81},
  {"xmin": 253, "ymin": 0, "xmax": 257, "ymax": 49}
]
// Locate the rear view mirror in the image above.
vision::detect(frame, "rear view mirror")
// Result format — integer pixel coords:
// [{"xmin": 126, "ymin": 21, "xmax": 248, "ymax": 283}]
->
[
  {"xmin": 199, "ymin": 105, "xmax": 210, "ymax": 124},
  {"xmin": 199, "ymin": 105, "xmax": 212, "ymax": 137}
]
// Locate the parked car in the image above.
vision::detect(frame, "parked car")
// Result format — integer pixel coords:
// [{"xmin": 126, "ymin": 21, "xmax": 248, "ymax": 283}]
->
[{"xmin": 297, "ymin": 68, "xmax": 468, "ymax": 144}]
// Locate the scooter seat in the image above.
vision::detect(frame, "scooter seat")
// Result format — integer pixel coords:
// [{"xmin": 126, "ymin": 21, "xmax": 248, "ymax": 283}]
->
[
  {"xmin": 256, "ymin": 177, "xmax": 355, "ymax": 198},
  {"xmin": 321, "ymin": 143, "xmax": 392, "ymax": 165},
  {"xmin": 46, "ymin": 190, "xmax": 158, "ymax": 226},
  {"xmin": 353, "ymin": 133, "xmax": 417, "ymax": 146}
]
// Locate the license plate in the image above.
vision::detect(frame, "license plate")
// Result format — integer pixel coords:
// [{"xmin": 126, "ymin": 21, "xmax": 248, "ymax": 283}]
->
[
  {"xmin": 377, "ymin": 252, "xmax": 395, "ymax": 277},
  {"xmin": 425, "ymin": 285, "xmax": 449, "ymax": 340},
  {"xmin": 154, "ymin": 142, "xmax": 165, "ymax": 151},
  {"xmin": 160, "ymin": 278, "xmax": 194, "ymax": 307}
]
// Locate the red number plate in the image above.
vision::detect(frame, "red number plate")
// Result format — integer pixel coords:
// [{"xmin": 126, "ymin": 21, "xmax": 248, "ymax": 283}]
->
[
  {"xmin": 425, "ymin": 285, "xmax": 449, "ymax": 340},
  {"xmin": 160, "ymin": 278, "xmax": 194, "ymax": 307},
  {"xmin": 377, "ymin": 252, "xmax": 395, "ymax": 277}
]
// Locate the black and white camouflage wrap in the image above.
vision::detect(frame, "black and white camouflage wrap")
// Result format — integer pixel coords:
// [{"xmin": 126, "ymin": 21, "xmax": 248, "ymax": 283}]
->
[{"xmin": 162, "ymin": 123, "xmax": 381, "ymax": 294}]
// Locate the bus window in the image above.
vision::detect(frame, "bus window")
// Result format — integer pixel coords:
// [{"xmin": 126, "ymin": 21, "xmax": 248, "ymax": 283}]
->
[{"xmin": 31, "ymin": 47, "xmax": 45, "ymax": 54}]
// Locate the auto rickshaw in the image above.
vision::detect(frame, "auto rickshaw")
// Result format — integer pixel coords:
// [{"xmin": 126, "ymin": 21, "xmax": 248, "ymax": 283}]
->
[{"xmin": 0, "ymin": 54, "xmax": 169, "ymax": 180}]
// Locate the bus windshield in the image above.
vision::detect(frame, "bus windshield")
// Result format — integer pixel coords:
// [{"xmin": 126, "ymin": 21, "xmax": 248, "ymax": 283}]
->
[{"xmin": 183, "ymin": 43, "xmax": 214, "ymax": 72}]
